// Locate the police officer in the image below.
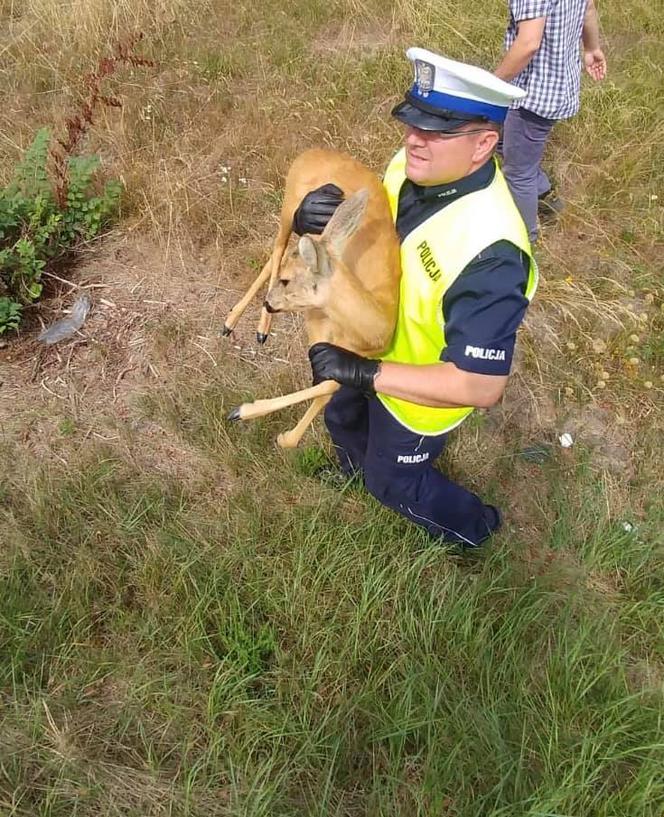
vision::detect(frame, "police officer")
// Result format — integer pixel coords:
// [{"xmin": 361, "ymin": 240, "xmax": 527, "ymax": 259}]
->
[{"xmin": 296, "ymin": 48, "xmax": 538, "ymax": 548}]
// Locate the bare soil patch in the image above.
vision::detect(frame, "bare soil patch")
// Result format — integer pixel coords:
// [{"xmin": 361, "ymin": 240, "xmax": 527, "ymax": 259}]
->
[{"xmin": 0, "ymin": 231, "xmax": 308, "ymax": 478}]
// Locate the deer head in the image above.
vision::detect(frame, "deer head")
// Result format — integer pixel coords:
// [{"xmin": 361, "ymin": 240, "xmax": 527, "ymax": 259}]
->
[{"xmin": 264, "ymin": 188, "xmax": 369, "ymax": 314}]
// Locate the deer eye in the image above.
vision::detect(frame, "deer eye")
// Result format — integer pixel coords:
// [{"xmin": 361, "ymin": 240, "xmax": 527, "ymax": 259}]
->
[{"xmin": 279, "ymin": 279, "xmax": 289, "ymax": 287}]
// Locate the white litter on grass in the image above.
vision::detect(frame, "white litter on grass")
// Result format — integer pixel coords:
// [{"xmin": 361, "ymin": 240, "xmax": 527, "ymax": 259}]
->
[
  {"xmin": 38, "ymin": 294, "xmax": 92, "ymax": 345},
  {"xmin": 558, "ymin": 432, "xmax": 574, "ymax": 448},
  {"xmin": 621, "ymin": 521, "xmax": 635, "ymax": 533}
]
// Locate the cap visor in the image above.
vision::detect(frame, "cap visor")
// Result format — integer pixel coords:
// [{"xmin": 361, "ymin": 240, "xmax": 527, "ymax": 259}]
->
[{"xmin": 391, "ymin": 100, "xmax": 470, "ymax": 132}]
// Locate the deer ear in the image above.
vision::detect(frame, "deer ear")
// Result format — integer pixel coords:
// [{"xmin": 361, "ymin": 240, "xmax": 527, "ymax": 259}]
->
[
  {"xmin": 321, "ymin": 188, "xmax": 369, "ymax": 255},
  {"xmin": 298, "ymin": 235, "xmax": 319, "ymax": 272},
  {"xmin": 298, "ymin": 235, "xmax": 331, "ymax": 278}
]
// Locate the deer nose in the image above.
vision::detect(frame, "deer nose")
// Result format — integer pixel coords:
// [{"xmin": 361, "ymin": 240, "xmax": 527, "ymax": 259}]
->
[{"xmin": 263, "ymin": 299, "xmax": 278, "ymax": 314}]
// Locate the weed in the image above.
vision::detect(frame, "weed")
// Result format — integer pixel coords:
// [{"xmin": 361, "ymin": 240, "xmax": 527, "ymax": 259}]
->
[
  {"xmin": 58, "ymin": 417, "xmax": 76, "ymax": 437},
  {"xmin": 0, "ymin": 35, "xmax": 154, "ymax": 334},
  {"xmin": 0, "ymin": 127, "xmax": 120, "ymax": 332}
]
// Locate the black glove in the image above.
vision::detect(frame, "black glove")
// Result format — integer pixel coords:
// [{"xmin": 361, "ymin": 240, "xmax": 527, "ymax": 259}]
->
[
  {"xmin": 292, "ymin": 183, "xmax": 345, "ymax": 236},
  {"xmin": 309, "ymin": 342, "xmax": 381, "ymax": 393}
]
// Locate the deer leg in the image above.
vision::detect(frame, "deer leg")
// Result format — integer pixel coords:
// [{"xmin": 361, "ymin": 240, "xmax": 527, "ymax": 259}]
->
[
  {"xmin": 221, "ymin": 257, "xmax": 273, "ymax": 336},
  {"xmin": 256, "ymin": 223, "xmax": 291, "ymax": 344},
  {"xmin": 228, "ymin": 380, "xmax": 338, "ymax": 422},
  {"xmin": 276, "ymin": 393, "xmax": 333, "ymax": 449}
]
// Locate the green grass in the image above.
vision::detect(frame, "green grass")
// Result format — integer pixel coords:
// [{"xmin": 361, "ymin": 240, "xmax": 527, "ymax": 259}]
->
[
  {"xmin": 1, "ymin": 436, "xmax": 663, "ymax": 816},
  {"xmin": 1, "ymin": 0, "xmax": 663, "ymax": 813}
]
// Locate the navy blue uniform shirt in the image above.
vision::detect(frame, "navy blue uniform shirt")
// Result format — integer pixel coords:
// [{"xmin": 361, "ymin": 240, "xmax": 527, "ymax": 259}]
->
[{"xmin": 395, "ymin": 159, "xmax": 530, "ymax": 376}]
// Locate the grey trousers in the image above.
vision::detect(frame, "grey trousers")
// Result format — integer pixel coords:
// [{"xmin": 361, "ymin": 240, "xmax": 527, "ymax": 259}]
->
[{"xmin": 500, "ymin": 107, "xmax": 557, "ymax": 242}]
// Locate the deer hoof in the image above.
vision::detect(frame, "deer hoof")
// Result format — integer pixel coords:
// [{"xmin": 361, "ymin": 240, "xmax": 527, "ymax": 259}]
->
[
  {"xmin": 221, "ymin": 324, "xmax": 233, "ymax": 337},
  {"xmin": 277, "ymin": 432, "xmax": 298, "ymax": 449},
  {"xmin": 227, "ymin": 406, "xmax": 241, "ymax": 422},
  {"xmin": 256, "ymin": 332, "xmax": 268, "ymax": 345}
]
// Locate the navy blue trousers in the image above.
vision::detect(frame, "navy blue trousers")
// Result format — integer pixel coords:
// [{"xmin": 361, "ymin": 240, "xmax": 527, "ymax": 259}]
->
[{"xmin": 324, "ymin": 387, "xmax": 498, "ymax": 547}]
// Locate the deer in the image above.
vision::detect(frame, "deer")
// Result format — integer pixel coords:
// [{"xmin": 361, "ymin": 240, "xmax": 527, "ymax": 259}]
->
[{"xmin": 222, "ymin": 148, "xmax": 401, "ymax": 449}]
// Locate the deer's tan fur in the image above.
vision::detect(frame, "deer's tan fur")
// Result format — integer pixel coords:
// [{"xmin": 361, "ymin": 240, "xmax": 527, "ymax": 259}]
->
[{"xmin": 224, "ymin": 148, "xmax": 401, "ymax": 448}]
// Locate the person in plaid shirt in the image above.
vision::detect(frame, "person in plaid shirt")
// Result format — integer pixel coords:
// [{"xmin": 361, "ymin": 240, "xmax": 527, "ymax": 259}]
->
[{"xmin": 495, "ymin": 0, "xmax": 607, "ymax": 241}]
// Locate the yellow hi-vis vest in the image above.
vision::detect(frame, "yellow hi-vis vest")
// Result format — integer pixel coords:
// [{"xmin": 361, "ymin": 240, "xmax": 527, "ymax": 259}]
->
[{"xmin": 378, "ymin": 148, "xmax": 538, "ymax": 436}]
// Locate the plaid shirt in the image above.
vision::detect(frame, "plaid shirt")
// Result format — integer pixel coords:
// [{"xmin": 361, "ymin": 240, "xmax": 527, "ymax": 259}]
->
[{"xmin": 505, "ymin": 0, "xmax": 588, "ymax": 120}]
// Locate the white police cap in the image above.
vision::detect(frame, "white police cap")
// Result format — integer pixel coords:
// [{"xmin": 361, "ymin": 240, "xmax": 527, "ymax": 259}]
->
[{"xmin": 392, "ymin": 47, "xmax": 527, "ymax": 131}]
